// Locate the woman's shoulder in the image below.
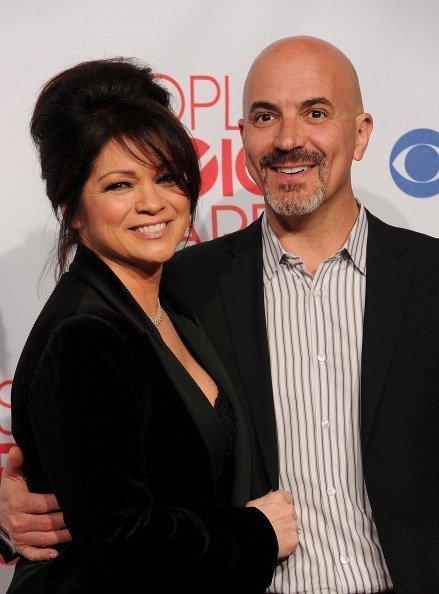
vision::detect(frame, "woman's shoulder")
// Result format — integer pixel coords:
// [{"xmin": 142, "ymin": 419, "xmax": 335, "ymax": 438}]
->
[
  {"xmin": 14, "ymin": 274, "xmax": 141, "ymax": 390},
  {"xmin": 30, "ymin": 274, "xmax": 126, "ymax": 339}
]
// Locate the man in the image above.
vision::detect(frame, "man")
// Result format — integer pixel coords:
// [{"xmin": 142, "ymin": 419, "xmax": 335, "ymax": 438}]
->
[{"xmin": 1, "ymin": 37, "xmax": 439, "ymax": 593}]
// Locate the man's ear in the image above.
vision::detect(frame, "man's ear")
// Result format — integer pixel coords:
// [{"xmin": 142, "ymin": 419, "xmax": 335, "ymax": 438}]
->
[
  {"xmin": 353, "ymin": 113, "xmax": 373, "ymax": 161},
  {"xmin": 238, "ymin": 118, "xmax": 245, "ymax": 138}
]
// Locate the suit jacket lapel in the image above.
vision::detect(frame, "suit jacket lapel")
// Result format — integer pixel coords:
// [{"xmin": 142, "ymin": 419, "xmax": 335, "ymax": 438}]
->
[
  {"xmin": 215, "ymin": 220, "xmax": 279, "ymax": 488},
  {"xmin": 361, "ymin": 212, "xmax": 414, "ymax": 450}
]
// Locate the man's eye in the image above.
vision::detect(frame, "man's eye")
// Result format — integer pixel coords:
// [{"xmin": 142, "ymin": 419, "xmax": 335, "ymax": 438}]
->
[
  {"xmin": 104, "ymin": 181, "xmax": 131, "ymax": 191},
  {"xmin": 255, "ymin": 113, "xmax": 274, "ymax": 123},
  {"xmin": 309, "ymin": 110, "xmax": 325, "ymax": 119}
]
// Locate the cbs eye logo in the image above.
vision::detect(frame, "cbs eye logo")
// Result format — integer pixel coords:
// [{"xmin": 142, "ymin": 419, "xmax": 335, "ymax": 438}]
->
[{"xmin": 390, "ymin": 129, "xmax": 439, "ymax": 198}]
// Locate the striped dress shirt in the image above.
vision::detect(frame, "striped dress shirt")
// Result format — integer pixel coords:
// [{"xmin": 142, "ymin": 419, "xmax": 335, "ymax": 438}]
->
[{"xmin": 263, "ymin": 206, "xmax": 393, "ymax": 594}]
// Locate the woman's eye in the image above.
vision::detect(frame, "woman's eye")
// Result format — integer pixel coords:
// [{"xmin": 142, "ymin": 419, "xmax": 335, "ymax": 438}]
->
[
  {"xmin": 157, "ymin": 173, "xmax": 176, "ymax": 185},
  {"xmin": 104, "ymin": 181, "xmax": 131, "ymax": 191}
]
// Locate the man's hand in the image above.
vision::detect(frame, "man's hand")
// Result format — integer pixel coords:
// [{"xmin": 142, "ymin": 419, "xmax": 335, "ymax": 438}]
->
[
  {"xmin": 0, "ymin": 446, "xmax": 71, "ymax": 560},
  {"xmin": 246, "ymin": 490, "xmax": 299, "ymax": 559}
]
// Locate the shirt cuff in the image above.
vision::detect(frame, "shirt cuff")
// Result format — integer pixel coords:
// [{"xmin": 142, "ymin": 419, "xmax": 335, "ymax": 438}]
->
[{"xmin": 0, "ymin": 527, "xmax": 17, "ymax": 562}]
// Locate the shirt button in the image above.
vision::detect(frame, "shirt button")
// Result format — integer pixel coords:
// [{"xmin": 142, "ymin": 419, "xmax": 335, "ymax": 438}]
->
[
  {"xmin": 321, "ymin": 419, "xmax": 330, "ymax": 429},
  {"xmin": 340, "ymin": 554, "xmax": 350, "ymax": 565},
  {"xmin": 317, "ymin": 352, "xmax": 326, "ymax": 362},
  {"xmin": 313, "ymin": 288, "xmax": 322, "ymax": 298},
  {"xmin": 327, "ymin": 487, "xmax": 336, "ymax": 496}
]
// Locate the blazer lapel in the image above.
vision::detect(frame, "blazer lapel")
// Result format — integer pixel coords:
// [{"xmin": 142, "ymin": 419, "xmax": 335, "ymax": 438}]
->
[
  {"xmin": 146, "ymin": 322, "xmax": 228, "ymax": 490},
  {"xmin": 361, "ymin": 212, "xmax": 414, "ymax": 450},
  {"xmin": 69, "ymin": 244, "xmax": 154, "ymax": 333},
  {"xmin": 171, "ymin": 314, "xmax": 252, "ymax": 505},
  {"xmin": 215, "ymin": 220, "xmax": 279, "ymax": 488}
]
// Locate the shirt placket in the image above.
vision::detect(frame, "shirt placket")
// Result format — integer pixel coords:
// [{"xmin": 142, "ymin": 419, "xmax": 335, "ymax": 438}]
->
[{"xmin": 309, "ymin": 258, "xmax": 353, "ymax": 592}]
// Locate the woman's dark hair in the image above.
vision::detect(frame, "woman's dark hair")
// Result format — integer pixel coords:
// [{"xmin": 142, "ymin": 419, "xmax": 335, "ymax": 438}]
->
[{"xmin": 30, "ymin": 58, "xmax": 200, "ymax": 276}]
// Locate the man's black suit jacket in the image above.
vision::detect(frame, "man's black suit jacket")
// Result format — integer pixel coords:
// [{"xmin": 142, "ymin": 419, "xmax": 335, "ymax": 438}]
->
[
  {"xmin": 8, "ymin": 244, "xmax": 277, "ymax": 594},
  {"xmin": 163, "ymin": 211, "xmax": 439, "ymax": 594}
]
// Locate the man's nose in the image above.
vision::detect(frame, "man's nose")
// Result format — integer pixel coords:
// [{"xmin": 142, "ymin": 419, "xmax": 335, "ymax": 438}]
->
[{"xmin": 273, "ymin": 118, "xmax": 307, "ymax": 152}]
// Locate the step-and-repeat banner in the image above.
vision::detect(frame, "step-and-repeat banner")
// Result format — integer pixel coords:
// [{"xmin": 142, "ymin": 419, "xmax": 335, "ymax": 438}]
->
[{"xmin": 1, "ymin": 0, "xmax": 438, "ymax": 588}]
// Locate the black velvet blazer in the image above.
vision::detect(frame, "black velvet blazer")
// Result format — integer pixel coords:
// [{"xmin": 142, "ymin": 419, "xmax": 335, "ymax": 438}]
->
[
  {"xmin": 163, "ymin": 212, "xmax": 439, "ymax": 594},
  {"xmin": 8, "ymin": 245, "xmax": 277, "ymax": 594}
]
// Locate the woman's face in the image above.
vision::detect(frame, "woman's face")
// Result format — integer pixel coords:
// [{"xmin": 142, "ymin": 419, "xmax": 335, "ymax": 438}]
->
[{"xmin": 74, "ymin": 138, "xmax": 190, "ymax": 276}]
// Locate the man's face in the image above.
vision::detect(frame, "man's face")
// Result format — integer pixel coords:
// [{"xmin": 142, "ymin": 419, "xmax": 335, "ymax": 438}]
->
[{"xmin": 239, "ymin": 43, "xmax": 370, "ymax": 218}]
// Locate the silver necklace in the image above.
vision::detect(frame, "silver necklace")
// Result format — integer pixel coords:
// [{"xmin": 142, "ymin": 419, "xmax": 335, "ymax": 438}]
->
[{"xmin": 149, "ymin": 298, "xmax": 163, "ymax": 326}]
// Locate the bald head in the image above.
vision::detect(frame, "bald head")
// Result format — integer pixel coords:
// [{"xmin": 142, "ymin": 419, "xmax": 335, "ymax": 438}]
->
[{"xmin": 243, "ymin": 36, "xmax": 363, "ymax": 116}]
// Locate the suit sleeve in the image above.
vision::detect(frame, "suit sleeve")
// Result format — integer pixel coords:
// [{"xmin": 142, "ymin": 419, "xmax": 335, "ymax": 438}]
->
[{"xmin": 28, "ymin": 314, "xmax": 277, "ymax": 590}]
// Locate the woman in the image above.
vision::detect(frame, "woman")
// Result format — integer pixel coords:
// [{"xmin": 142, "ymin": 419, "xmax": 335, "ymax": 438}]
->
[{"xmin": 7, "ymin": 59, "xmax": 296, "ymax": 593}]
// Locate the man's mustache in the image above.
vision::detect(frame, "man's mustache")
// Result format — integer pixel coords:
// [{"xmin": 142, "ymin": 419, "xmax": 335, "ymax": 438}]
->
[{"xmin": 260, "ymin": 148, "xmax": 324, "ymax": 168}]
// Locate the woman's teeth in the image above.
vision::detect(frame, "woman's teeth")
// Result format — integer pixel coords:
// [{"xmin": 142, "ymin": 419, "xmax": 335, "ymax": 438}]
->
[{"xmin": 136, "ymin": 222, "xmax": 166, "ymax": 233}]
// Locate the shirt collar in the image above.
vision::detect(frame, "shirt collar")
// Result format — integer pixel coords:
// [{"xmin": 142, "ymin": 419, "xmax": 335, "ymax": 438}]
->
[
  {"xmin": 262, "ymin": 203, "xmax": 368, "ymax": 285},
  {"xmin": 344, "ymin": 203, "xmax": 368, "ymax": 275}
]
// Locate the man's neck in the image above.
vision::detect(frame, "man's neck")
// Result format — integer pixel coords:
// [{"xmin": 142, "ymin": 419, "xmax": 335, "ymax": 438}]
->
[{"xmin": 266, "ymin": 196, "xmax": 360, "ymax": 276}]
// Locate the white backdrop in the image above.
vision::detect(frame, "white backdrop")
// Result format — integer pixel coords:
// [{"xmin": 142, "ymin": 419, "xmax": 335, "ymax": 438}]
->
[{"xmin": 1, "ymin": 0, "xmax": 438, "ymax": 588}]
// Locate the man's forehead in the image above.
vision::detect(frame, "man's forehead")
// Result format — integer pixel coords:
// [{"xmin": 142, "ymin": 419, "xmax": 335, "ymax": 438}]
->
[
  {"xmin": 244, "ymin": 68, "xmax": 337, "ymax": 107},
  {"xmin": 243, "ymin": 38, "xmax": 362, "ymax": 114},
  {"xmin": 243, "ymin": 54, "xmax": 354, "ymax": 114}
]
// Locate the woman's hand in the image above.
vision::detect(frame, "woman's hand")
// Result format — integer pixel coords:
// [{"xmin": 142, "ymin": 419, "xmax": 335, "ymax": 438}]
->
[
  {"xmin": 246, "ymin": 490, "xmax": 299, "ymax": 559},
  {"xmin": 0, "ymin": 446, "xmax": 71, "ymax": 560}
]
